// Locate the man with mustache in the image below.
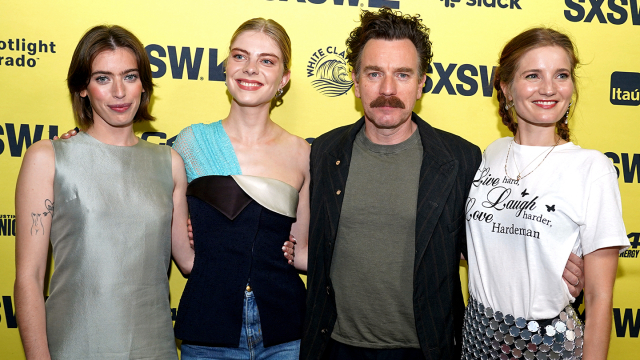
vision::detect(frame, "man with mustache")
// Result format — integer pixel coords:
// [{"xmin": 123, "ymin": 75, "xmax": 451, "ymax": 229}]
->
[{"xmin": 300, "ymin": 8, "xmax": 584, "ymax": 360}]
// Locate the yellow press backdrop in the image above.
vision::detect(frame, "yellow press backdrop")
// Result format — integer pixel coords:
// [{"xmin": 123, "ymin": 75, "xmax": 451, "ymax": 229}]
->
[{"xmin": 1, "ymin": 0, "xmax": 638, "ymax": 358}]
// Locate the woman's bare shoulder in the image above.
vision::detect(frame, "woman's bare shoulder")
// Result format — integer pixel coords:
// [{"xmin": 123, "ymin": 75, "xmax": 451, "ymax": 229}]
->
[
  {"xmin": 23, "ymin": 139, "xmax": 55, "ymax": 164},
  {"xmin": 283, "ymin": 131, "xmax": 310, "ymax": 156}
]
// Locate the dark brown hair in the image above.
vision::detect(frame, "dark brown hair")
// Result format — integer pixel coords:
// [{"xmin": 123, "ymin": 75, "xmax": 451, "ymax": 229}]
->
[
  {"xmin": 67, "ymin": 25, "xmax": 155, "ymax": 129},
  {"xmin": 346, "ymin": 7, "xmax": 433, "ymax": 77},
  {"xmin": 494, "ymin": 28, "xmax": 579, "ymax": 142}
]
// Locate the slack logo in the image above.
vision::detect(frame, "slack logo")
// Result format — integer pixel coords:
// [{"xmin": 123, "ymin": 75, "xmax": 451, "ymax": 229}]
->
[
  {"xmin": 441, "ymin": 0, "xmax": 522, "ymax": 9},
  {"xmin": 610, "ymin": 71, "xmax": 640, "ymax": 106}
]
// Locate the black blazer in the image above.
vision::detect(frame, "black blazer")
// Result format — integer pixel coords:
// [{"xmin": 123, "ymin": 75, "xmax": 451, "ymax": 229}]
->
[{"xmin": 300, "ymin": 113, "xmax": 482, "ymax": 360}]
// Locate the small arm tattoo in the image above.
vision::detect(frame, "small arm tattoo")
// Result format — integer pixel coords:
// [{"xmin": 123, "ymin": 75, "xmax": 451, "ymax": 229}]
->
[{"xmin": 30, "ymin": 199, "xmax": 54, "ymax": 235}]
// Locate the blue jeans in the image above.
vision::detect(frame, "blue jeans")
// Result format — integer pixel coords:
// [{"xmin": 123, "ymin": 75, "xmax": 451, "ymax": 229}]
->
[{"xmin": 180, "ymin": 290, "xmax": 300, "ymax": 360}]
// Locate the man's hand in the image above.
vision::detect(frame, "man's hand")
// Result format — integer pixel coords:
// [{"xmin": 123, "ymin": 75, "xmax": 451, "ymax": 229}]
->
[
  {"xmin": 283, "ymin": 234, "xmax": 296, "ymax": 265},
  {"xmin": 52, "ymin": 128, "xmax": 79, "ymax": 140},
  {"xmin": 564, "ymin": 253, "xmax": 585, "ymax": 297}
]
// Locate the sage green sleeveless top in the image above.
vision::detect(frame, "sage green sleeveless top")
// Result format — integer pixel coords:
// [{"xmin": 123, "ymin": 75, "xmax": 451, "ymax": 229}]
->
[{"xmin": 46, "ymin": 132, "xmax": 177, "ymax": 360}]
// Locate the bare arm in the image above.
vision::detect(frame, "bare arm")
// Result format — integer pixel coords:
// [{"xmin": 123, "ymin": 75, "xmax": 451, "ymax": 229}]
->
[
  {"xmin": 582, "ymin": 246, "xmax": 620, "ymax": 360},
  {"xmin": 170, "ymin": 149, "xmax": 194, "ymax": 275},
  {"xmin": 290, "ymin": 178, "xmax": 309, "ymax": 272},
  {"xmin": 288, "ymin": 141, "xmax": 310, "ymax": 272},
  {"xmin": 14, "ymin": 140, "xmax": 55, "ymax": 360}
]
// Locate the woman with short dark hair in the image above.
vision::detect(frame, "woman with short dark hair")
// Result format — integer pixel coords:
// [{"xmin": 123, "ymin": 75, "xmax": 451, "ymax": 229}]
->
[{"xmin": 14, "ymin": 25, "xmax": 193, "ymax": 360}]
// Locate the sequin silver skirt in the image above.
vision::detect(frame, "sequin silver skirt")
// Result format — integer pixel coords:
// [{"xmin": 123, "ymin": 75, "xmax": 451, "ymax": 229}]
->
[{"xmin": 461, "ymin": 297, "xmax": 584, "ymax": 360}]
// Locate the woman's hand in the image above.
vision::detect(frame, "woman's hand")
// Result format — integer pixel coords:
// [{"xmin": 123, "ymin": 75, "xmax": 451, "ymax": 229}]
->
[
  {"xmin": 52, "ymin": 128, "xmax": 79, "ymax": 140},
  {"xmin": 563, "ymin": 253, "xmax": 585, "ymax": 297}
]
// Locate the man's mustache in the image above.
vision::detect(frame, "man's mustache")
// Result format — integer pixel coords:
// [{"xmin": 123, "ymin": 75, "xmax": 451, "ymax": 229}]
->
[{"xmin": 369, "ymin": 96, "xmax": 405, "ymax": 109}]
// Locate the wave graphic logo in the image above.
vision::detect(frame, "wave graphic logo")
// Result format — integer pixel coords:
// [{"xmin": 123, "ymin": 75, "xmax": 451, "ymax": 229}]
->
[{"xmin": 307, "ymin": 46, "xmax": 352, "ymax": 97}]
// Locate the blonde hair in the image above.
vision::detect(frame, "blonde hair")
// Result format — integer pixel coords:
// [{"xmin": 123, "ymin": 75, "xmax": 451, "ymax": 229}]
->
[{"xmin": 226, "ymin": 18, "xmax": 291, "ymax": 73}]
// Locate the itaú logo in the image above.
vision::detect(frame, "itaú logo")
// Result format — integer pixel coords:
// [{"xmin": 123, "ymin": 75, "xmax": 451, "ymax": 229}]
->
[
  {"xmin": 440, "ymin": 0, "xmax": 522, "ymax": 9},
  {"xmin": 610, "ymin": 71, "xmax": 640, "ymax": 106}
]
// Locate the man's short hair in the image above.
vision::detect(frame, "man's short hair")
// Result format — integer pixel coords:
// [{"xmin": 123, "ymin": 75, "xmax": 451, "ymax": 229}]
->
[{"xmin": 346, "ymin": 7, "xmax": 433, "ymax": 78}]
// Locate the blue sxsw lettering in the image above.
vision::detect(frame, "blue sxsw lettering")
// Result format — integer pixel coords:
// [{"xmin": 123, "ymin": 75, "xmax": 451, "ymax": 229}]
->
[
  {"xmin": 273, "ymin": 0, "xmax": 400, "ymax": 9},
  {"xmin": 423, "ymin": 63, "xmax": 496, "ymax": 97},
  {"xmin": 145, "ymin": 45, "xmax": 225, "ymax": 81},
  {"xmin": 605, "ymin": 152, "xmax": 640, "ymax": 183},
  {"xmin": 564, "ymin": 0, "xmax": 640, "ymax": 25},
  {"xmin": 613, "ymin": 308, "xmax": 640, "ymax": 337},
  {"xmin": 0, "ymin": 124, "xmax": 58, "ymax": 157}
]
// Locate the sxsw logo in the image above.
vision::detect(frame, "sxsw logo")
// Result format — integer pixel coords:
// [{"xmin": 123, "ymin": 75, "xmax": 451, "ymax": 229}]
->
[
  {"xmin": 610, "ymin": 71, "xmax": 640, "ymax": 106},
  {"xmin": 0, "ymin": 296, "xmax": 17, "ymax": 329},
  {"xmin": 145, "ymin": 45, "xmax": 225, "ymax": 81},
  {"xmin": 0, "ymin": 123, "xmax": 59, "ymax": 158},
  {"xmin": 0, "ymin": 124, "xmax": 175, "ymax": 158},
  {"xmin": 268, "ymin": 0, "xmax": 400, "ymax": 9},
  {"xmin": 441, "ymin": 0, "xmax": 522, "ymax": 9},
  {"xmin": 605, "ymin": 152, "xmax": 640, "ymax": 183},
  {"xmin": 564, "ymin": 0, "xmax": 640, "ymax": 25},
  {"xmin": 423, "ymin": 63, "xmax": 497, "ymax": 97},
  {"xmin": 614, "ymin": 308, "xmax": 640, "ymax": 337}
]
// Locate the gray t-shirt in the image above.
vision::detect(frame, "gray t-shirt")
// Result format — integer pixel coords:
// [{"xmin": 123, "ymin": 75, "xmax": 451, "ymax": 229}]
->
[{"xmin": 330, "ymin": 126, "xmax": 423, "ymax": 349}]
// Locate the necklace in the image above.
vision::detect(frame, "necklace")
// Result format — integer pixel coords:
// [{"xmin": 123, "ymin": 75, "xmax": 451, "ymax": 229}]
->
[{"xmin": 504, "ymin": 136, "xmax": 562, "ymax": 181}]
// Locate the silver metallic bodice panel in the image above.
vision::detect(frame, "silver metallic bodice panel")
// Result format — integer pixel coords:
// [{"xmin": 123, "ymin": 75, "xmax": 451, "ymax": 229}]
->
[{"xmin": 231, "ymin": 175, "xmax": 299, "ymax": 218}]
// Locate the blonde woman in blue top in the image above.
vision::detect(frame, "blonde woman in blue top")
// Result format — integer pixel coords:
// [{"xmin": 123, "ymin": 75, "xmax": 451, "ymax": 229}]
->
[{"xmin": 171, "ymin": 18, "xmax": 310, "ymax": 360}]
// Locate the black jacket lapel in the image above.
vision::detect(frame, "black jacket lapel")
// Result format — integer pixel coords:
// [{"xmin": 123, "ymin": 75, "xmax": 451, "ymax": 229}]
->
[
  {"xmin": 321, "ymin": 119, "xmax": 364, "ymax": 269},
  {"xmin": 413, "ymin": 113, "xmax": 458, "ymax": 272}
]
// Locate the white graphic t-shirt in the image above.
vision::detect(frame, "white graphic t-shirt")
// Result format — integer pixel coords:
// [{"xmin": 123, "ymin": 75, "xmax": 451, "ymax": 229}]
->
[{"xmin": 466, "ymin": 137, "xmax": 629, "ymax": 320}]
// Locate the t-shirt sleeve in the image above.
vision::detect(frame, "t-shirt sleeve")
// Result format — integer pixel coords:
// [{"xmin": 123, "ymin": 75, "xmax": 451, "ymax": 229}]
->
[
  {"xmin": 172, "ymin": 126, "xmax": 198, "ymax": 183},
  {"xmin": 579, "ymin": 157, "xmax": 630, "ymax": 255}
]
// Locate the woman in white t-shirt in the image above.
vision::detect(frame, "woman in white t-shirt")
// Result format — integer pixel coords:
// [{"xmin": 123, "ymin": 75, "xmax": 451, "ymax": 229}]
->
[{"xmin": 462, "ymin": 28, "xmax": 629, "ymax": 360}]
